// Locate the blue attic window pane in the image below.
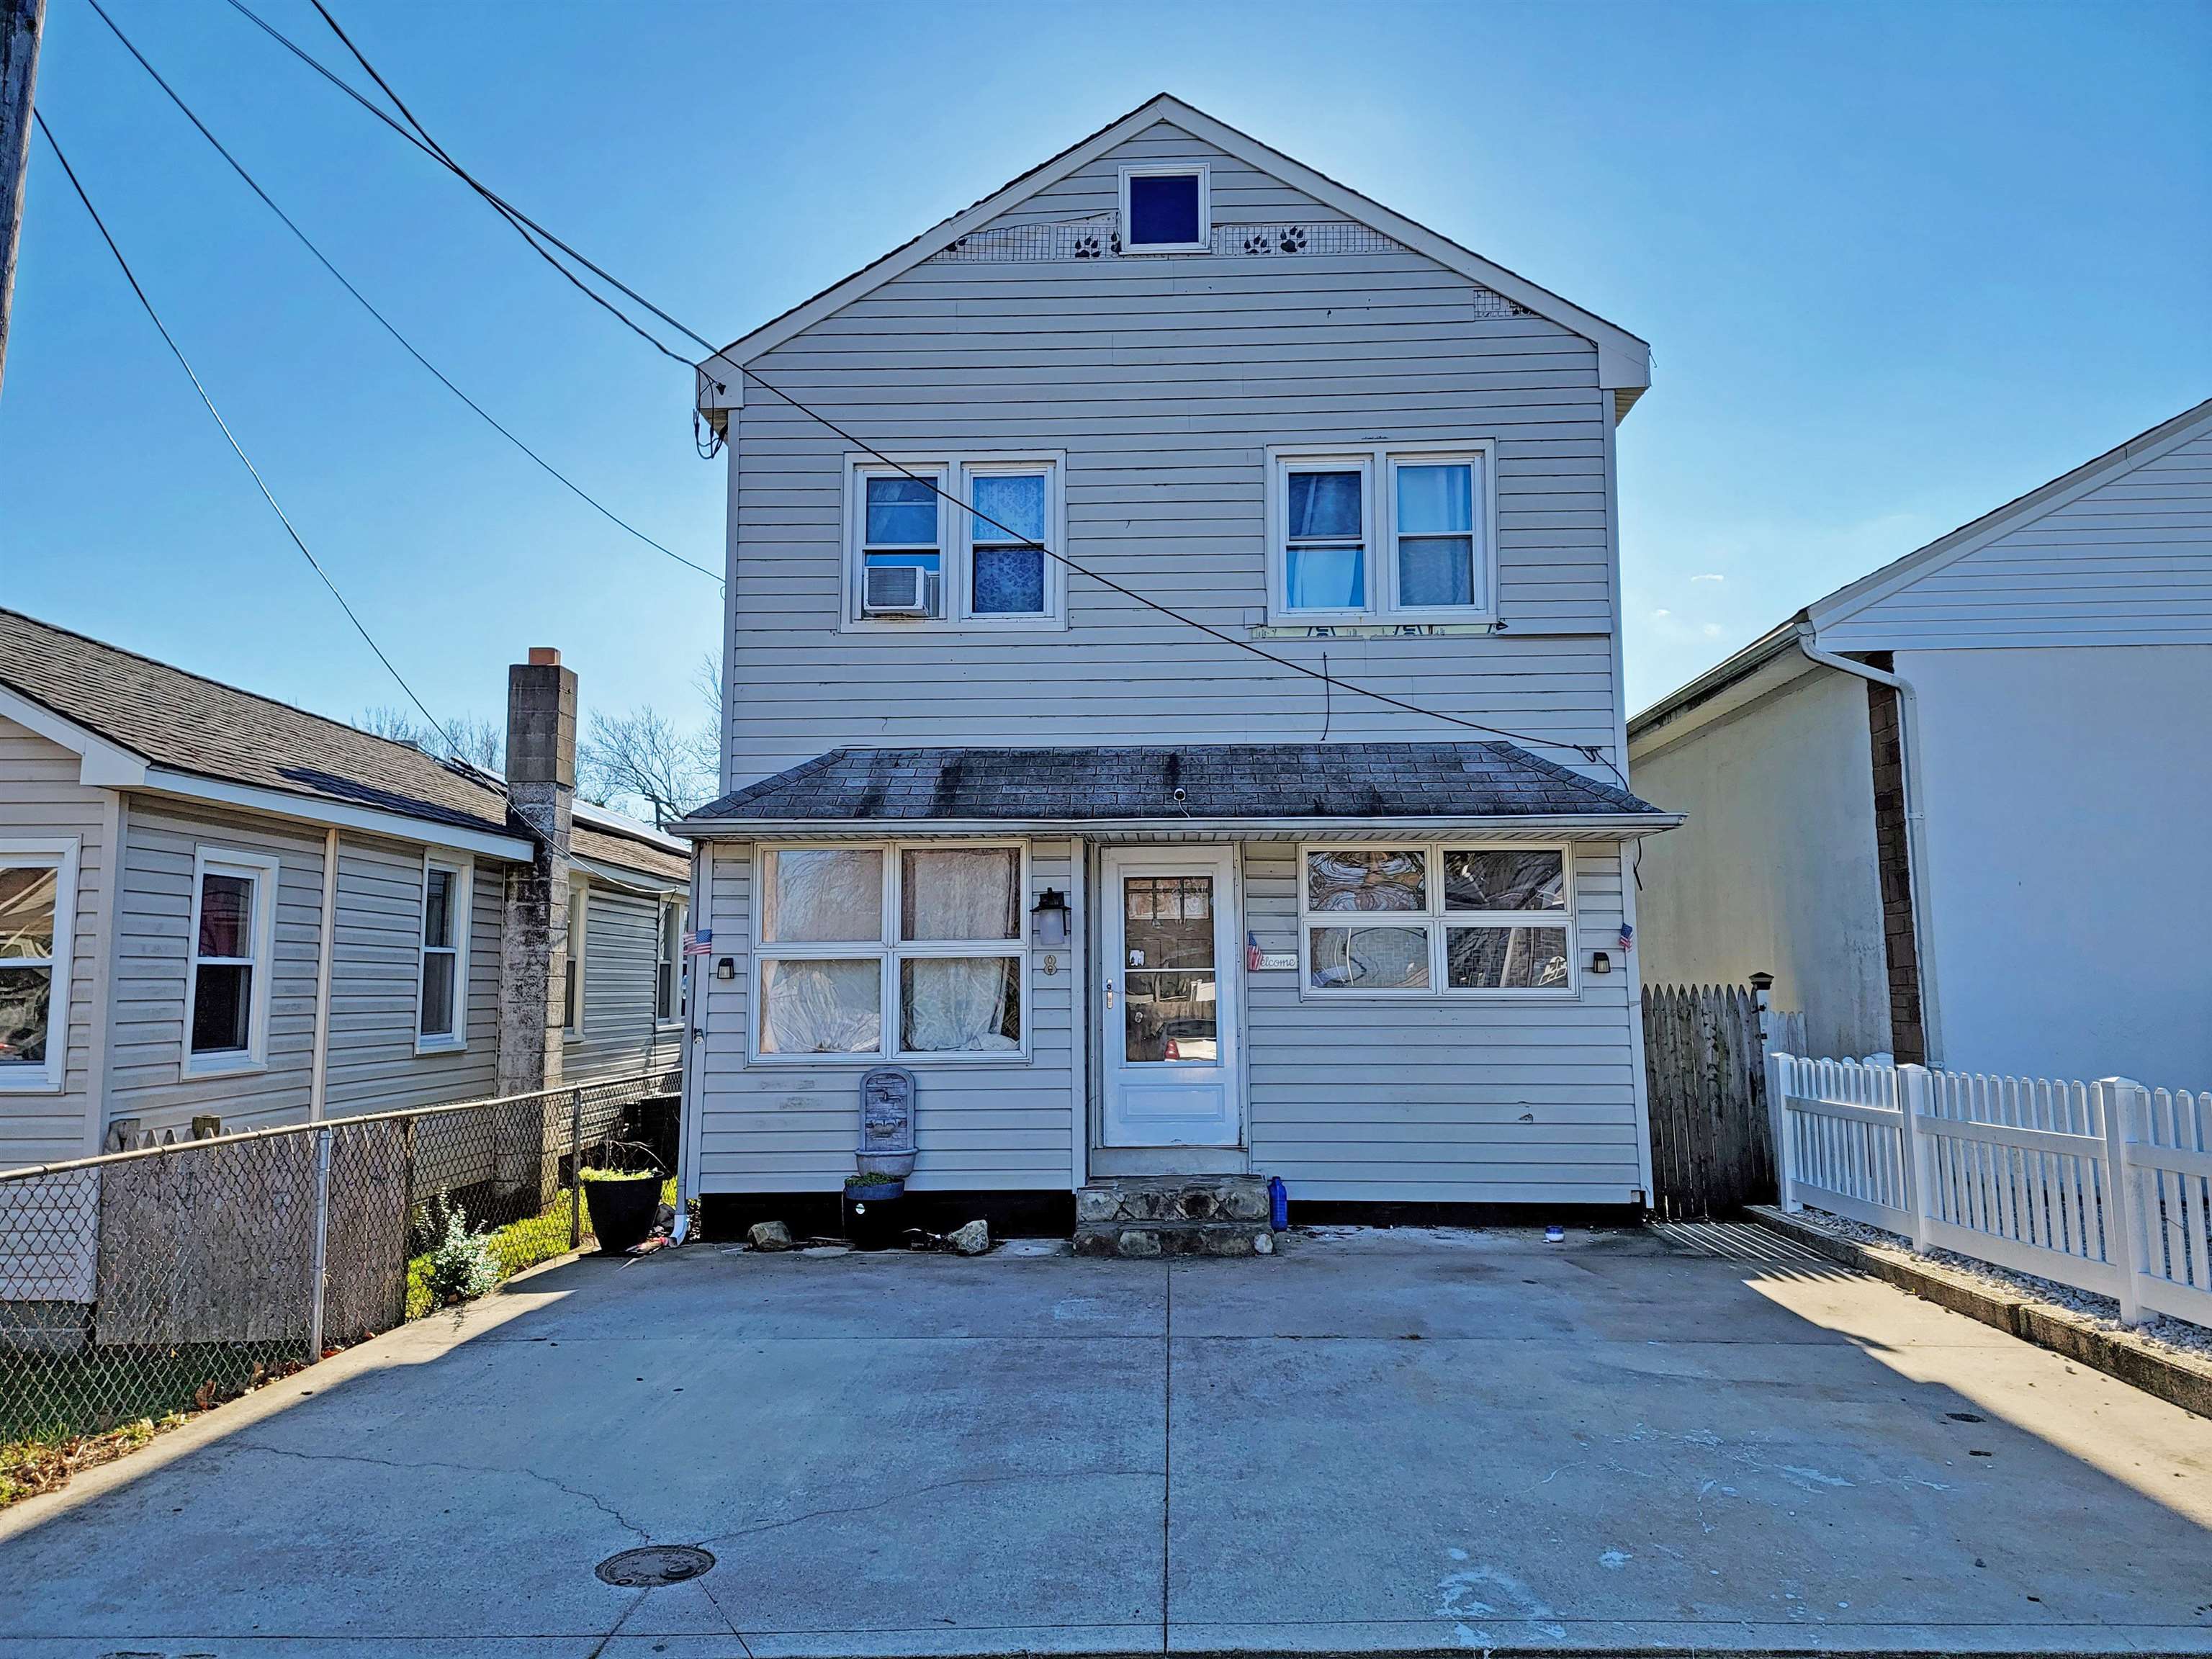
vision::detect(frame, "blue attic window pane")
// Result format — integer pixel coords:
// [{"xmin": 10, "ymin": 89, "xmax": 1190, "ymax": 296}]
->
[
  {"xmin": 1128, "ymin": 172, "xmax": 1201, "ymax": 246},
  {"xmin": 866, "ymin": 477, "xmax": 938, "ymax": 546}
]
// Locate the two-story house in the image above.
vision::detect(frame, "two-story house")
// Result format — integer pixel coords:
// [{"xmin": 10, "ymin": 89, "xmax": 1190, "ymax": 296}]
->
[{"xmin": 674, "ymin": 96, "xmax": 1676, "ymax": 1244}]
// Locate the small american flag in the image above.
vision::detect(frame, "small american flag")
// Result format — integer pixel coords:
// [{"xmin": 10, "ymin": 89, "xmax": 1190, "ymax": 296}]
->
[{"xmin": 1617, "ymin": 922, "xmax": 1634, "ymax": 953}]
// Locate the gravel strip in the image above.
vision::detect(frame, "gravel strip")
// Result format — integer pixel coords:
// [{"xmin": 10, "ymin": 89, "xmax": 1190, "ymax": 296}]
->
[{"xmin": 1804, "ymin": 1207, "xmax": 2212, "ymax": 1359}]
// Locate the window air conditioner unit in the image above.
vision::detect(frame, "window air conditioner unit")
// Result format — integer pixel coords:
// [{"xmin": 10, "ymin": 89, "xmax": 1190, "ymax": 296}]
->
[{"xmin": 862, "ymin": 564, "xmax": 937, "ymax": 617}]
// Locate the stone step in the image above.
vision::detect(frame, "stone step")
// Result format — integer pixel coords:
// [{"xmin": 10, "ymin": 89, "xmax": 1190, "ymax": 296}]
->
[
  {"xmin": 1072, "ymin": 1174, "xmax": 1277, "ymax": 1258},
  {"xmin": 1074, "ymin": 1218, "xmax": 1273, "ymax": 1258},
  {"xmin": 1076, "ymin": 1173, "xmax": 1271, "ymax": 1226}
]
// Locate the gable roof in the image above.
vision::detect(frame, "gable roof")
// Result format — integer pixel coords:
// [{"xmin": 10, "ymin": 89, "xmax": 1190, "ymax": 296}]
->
[
  {"xmin": 698, "ymin": 94, "xmax": 1650, "ymax": 418},
  {"xmin": 1803, "ymin": 396, "xmax": 2212, "ymax": 635},
  {"xmin": 1630, "ymin": 397, "xmax": 2212, "ymax": 738},
  {"xmin": 677, "ymin": 742, "xmax": 1673, "ymax": 835},
  {"xmin": 0, "ymin": 606, "xmax": 687, "ymax": 881}
]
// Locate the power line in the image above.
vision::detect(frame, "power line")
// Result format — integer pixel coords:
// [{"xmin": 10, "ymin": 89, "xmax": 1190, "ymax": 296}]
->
[
  {"xmin": 34, "ymin": 109, "xmax": 462, "ymax": 756},
  {"xmin": 238, "ymin": 1, "xmax": 1631, "ymax": 782},
  {"xmin": 83, "ymin": 0, "xmax": 720, "ymax": 585}
]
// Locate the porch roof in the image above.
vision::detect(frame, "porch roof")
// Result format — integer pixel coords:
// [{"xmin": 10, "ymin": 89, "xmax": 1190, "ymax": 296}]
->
[{"xmin": 675, "ymin": 743, "xmax": 1677, "ymax": 838}]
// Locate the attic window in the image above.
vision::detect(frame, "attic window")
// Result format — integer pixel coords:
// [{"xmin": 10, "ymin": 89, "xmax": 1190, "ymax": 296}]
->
[{"xmin": 1120, "ymin": 165, "xmax": 1210, "ymax": 253}]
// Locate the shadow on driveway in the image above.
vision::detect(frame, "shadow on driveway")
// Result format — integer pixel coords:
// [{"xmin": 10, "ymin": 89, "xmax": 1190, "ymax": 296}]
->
[{"xmin": 0, "ymin": 1223, "xmax": 2206, "ymax": 1657}]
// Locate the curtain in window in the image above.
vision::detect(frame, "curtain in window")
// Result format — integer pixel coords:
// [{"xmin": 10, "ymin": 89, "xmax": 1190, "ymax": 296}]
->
[
  {"xmin": 1287, "ymin": 471, "xmax": 1360, "ymax": 539},
  {"xmin": 901, "ymin": 848, "xmax": 1018, "ymax": 941},
  {"xmin": 760, "ymin": 959, "xmax": 881, "ymax": 1054},
  {"xmin": 763, "ymin": 849, "xmax": 882, "ymax": 943},
  {"xmin": 901, "ymin": 957, "xmax": 1020, "ymax": 1052}
]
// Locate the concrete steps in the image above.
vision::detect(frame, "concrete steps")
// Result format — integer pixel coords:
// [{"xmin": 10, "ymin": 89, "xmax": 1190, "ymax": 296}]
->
[{"xmin": 1073, "ymin": 1174, "xmax": 1276, "ymax": 1258}]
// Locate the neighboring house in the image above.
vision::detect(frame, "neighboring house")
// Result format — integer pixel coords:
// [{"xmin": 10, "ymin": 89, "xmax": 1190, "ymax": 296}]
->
[
  {"xmin": 674, "ymin": 94, "xmax": 1677, "ymax": 1230},
  {"xmin": 0, "ymin": 610, "xmax": 690, "ymax": 1170},
  {"xmin": 1629, "ymin": 399, "xmax": 2212, "ymax": 1089}
]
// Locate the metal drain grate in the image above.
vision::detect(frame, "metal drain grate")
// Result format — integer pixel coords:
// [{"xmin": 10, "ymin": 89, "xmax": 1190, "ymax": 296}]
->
[{"xmin": 595, "ymin": 1545, "xmax": 716, "ymax": 1588}]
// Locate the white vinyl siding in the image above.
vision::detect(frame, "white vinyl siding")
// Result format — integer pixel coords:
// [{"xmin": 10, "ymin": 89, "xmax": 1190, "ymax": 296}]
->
[
  {"xmin": 567, "ymin": 883, "xmax": 686, "ymax": 1086},
  {"xmin": 1246, "ymin": 840, "xmax": 1642, "ymax": 1202},
  {"xmin": 696, "ymin": 839, "xmax": 1078, "ymax": 1193},
  {"xmin": 1819, "ymin": 424, "xmax": 2212, "ymax": 652},
  {"xmin": 109, "ymin": 803, "xmax": 325, "ymax": 1136},
  {"xmin": 0, "ymin": 716, "xmax": 107, "ymax": 1169},
  {"xmin": 723, "ymin": 120, "xmax": 1621, "ymax": 790},
  {"xmin": 322, "ymin": 840, "xmax": 500, "ymax": 1117}
]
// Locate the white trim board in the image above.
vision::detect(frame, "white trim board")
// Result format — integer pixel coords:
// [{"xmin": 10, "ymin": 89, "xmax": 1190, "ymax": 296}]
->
[{"xmin": 697, "ymin": 96, "xmax": 1650, "ymax": 409}]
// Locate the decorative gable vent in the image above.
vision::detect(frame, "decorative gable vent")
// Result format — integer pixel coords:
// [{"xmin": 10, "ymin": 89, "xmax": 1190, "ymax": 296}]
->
[{"xmin": 928, "ymin": 217, "xmax": 1533, "ymax": 318}]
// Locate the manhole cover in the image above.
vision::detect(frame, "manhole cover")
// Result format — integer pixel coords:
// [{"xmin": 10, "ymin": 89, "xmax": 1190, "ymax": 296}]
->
[{"xmin": 595, "ymin": 1545, "xmax": 716, "ymax": 1587}]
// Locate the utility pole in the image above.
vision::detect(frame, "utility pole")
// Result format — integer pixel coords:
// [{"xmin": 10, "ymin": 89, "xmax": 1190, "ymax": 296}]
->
[{"xmin": 0, "ymin": 0, "xmax": 47, "ymax": 403}]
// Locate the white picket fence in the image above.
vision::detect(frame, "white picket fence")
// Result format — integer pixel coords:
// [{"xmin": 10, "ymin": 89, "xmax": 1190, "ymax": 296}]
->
[{"xmin": 1768, "ymin": 1053, "xmax": 2212, "ymax": 1328}]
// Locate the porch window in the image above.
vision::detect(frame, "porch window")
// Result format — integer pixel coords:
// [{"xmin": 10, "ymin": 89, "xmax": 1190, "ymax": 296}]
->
[
  {"xmin": 0, "ymin": 842, "xmax": 77, "ymax": 1092},
  {"xmin": 417, "ymin": 857, "xmax": 469, "ymax": 1050},
  {"xmin": 184, "ymin": 848, "xmax": 278, "ymax": 1074},
  {"xmin": 1300, "ymin": 844, "xmax": 1573, "ymax": 997},
  {"xmin": 755, "ymin": 843, "xmax": 1027, "ymax": 1060}
]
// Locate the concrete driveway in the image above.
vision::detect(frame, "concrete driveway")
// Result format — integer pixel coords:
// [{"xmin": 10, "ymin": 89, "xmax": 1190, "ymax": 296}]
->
[{"xmin": 1, "ymin": 1222, "xmax": 2208, "ymax": 1658}]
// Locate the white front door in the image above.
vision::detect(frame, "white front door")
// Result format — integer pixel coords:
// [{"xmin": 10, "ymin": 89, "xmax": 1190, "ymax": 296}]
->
[{"xmin": 1100, "ymin": 848, "xmax": 1241, "ymax": 1148}]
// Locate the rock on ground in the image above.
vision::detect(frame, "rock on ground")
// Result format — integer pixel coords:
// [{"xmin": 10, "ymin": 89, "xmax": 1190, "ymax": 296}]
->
[
  {"xmin": 948, "ymin": 1220, "xmax": 989, "ymax": 1255},
  {"xmin": 747, "ymin": 1220, "xmax": 792, "ymax": 1251}
]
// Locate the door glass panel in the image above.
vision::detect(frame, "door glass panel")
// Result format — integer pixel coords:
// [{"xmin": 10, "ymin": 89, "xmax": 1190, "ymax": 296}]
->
[{"xmin": 1122, "ymin": 875, "xmax": 1216, "ymax": 1064}]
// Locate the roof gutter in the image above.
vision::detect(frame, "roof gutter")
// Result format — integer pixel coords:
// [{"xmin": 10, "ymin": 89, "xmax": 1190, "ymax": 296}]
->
[
  {"xmin": 1791, "ymin": 626, "xmax": 1943, "ymax": 1067},
  {"xmin": 672, "ymin": 811, "xmax": 1682, "ymax": 840}
]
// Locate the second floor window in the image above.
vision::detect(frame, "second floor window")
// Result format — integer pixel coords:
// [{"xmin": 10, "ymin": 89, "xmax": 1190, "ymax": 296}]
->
[
  {"xmin": 1269, "ymin": 443, "xmax": 1496, "ymax": 624},
  {"xmin": 848, "ymin": 456, "xmax": 1064, "ymax": 627}
]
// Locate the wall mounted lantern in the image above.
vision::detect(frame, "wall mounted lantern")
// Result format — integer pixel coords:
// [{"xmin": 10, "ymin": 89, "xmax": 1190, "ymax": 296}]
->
[{"xmin": 1030, "ymin": 888, "xmax": 1070, "ymax": 948}]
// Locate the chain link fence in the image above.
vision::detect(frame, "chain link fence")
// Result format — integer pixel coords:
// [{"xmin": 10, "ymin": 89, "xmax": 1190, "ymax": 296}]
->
[{"xmin": 0, "ymin": 1069, "xmax": 679, "ymax": 1460}]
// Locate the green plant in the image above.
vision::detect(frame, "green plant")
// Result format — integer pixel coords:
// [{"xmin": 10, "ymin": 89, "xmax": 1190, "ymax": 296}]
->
[
  {"xmin": 421, "ymin": 1202, "xmax": 501, "ymax": 1308},
  {"xmin": 577, "ymin": 1165, "xmax": 659, "ymax": 1182},
  {"xmin": 845, "ymin": 1171, "xmax": 902, "ymax": 1188}
]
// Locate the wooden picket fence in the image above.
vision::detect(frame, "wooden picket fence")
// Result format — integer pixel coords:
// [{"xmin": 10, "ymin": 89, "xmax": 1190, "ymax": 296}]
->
[{"xmin": 1640, "ymin": 984, "xmax": 1782, "ymax": 1219}]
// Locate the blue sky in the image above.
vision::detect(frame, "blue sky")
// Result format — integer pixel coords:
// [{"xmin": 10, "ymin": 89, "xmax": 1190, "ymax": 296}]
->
[{"xmin": 3, "ymin": 0, "xmax": 2206, "ymax": 736}]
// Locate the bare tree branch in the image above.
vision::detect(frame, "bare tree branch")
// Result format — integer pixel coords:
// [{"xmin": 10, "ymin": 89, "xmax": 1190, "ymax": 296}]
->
[
  {"xmin": 356, "ymin": 706, "xmax": 502, "ymax": 769},
  {"xmin": 577, "ymin": 705, "xmax": 716, "ymax": 830}
]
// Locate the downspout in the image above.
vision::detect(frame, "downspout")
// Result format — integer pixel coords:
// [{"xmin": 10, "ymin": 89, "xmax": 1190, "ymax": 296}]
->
[
  {"xmin": 1793, "ymin": 626, "xmax": 1943, "ymax": 1066},
  {"xmin": 307, "ymin": 827, "xmax": 338, "ymax": 1123}
]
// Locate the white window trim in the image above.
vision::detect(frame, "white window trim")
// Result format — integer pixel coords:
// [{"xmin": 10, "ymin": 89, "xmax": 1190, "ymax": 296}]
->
[
  {"xmin": 1265, "ymin": 441, "xmax": 1498, "ymax": 626},
  {"xmin": 749, "ymin": 840, "xmax": 1033, "ymax": 1066},
  {"xmin": 1297, "ymin": 842, "xmax": 1576, "ymax": 1001},
  {"xmin": 0, "ymin": 836, "xmax": 81, "ymax": 1094},
  {"xmin": 842, "ymin": 454, "xmax": 1067, "ymax": 632},
  {"xmin": 1118, "ymin": 162, "xmax": 1212, "ymax": 253},
  {"xmin": 414, "ymin": 853, "xmax": 472, "ymax": 1055},
  {"xmin": 181, "ymin": 846, "xmax": 280, "ymax": 1079},
  {"xmin": 562, "ymin": 878, "xmax": 589, "ymax": 1043},
  {"xmin": 655, "ymin": 894, "xmax": 686, "ymax": 1029}
]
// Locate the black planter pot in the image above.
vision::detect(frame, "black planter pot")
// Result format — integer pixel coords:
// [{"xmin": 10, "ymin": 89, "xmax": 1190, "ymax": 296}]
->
[
  {"xmin": 842, "ymin": 1187, "xmax": 906, "ymax": 1251},
  {"xmin": 582, "ymin": 1174, "xmax": 661, "ymax": 1254}
]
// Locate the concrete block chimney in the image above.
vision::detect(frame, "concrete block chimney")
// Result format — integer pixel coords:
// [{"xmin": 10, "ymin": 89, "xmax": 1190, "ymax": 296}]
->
[{"xmin": 498, "ymin": 646, "xmax": 577, "ymax": 1099}]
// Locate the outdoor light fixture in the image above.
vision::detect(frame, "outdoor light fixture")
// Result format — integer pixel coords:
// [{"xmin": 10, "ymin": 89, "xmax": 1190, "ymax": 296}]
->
[
  {"xmin": 1589, "ymin": 950, "xmax": 1612, "ymax": 975},
  {"xmin": 716, "ymin": 957, "xmax": 737, "ymax": 982},
  {"xmin": 1030, "ymin": 888, "xmax": 1070, "ymax": 948}
]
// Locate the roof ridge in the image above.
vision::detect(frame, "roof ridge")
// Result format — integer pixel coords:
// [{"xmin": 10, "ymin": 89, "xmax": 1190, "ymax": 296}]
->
[{"xmin": 0, "ymin": 604, "xmax": 491, "ymax": 779}]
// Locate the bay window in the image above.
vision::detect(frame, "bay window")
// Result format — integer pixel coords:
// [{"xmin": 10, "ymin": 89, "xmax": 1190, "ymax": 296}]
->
[
  {"xmin": 1301, "ymin": 843, "xmax": 1573, "ymax": 997},
  {"xmin": 1269, "ymin": 443, "xmax": 1496, "ymax": 624},
  {"xmin": 0, "ymin": 840, "xmax": 78, "ymax": 1092},
  {"xmin": 755, "ymin": 842, "xmax": 1027, "ymax": 1060},
  {"xmin": 184, "ymin": 848, "xmax": 278, "ymax": 1074}
]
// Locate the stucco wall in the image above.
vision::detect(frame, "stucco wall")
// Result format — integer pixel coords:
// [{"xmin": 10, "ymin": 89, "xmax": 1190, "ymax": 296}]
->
[
  {"xmin": 1630, "ymin": 664, "xmax": 1892, "ymax": 1058},
  {"xmin": 1905, "ymin": 643, "xmax": 2212, "ymax": 1089}
]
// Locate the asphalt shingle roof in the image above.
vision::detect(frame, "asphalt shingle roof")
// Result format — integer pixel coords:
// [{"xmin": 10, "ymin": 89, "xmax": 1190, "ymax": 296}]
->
[
  {"xmin": 683, "ymin": 743, "xmax": 1663, "ymax": 827},
  {"xmin": 0, "ymin": 607, "xmax": 685, "ymax": 881}
]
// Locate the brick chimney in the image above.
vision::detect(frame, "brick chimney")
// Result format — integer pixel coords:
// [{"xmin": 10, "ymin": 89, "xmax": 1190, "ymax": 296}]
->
[{"xmin": 498, "ymin": 647, "xmax": 577, "ymax": 1098}]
